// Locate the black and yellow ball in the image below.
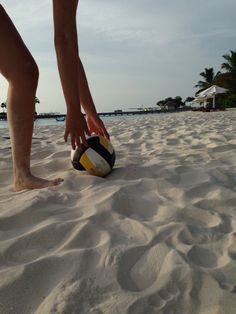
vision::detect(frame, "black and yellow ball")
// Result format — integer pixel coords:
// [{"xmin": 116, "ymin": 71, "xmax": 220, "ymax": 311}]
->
[{"xmin": 71, "ymin": 134, "xmax": 115, "ymax": 177}]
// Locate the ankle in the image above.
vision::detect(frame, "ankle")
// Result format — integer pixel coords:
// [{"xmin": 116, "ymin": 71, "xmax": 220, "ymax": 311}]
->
[{"xmin": 14, "ymin": 167, "xmax": 31, "ymax": 181}]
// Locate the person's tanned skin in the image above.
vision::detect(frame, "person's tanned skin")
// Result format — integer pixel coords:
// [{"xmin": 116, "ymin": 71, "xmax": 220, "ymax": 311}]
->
[
  {"xmin": 0, "ymin": 1, "xmax": 109, "ymax": 191},
  {"xmin": 0, "ymin": 5, "xmax": 63, "ymax": 191}
]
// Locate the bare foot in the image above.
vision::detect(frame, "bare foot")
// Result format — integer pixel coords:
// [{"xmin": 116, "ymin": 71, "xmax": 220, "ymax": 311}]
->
[{"xmin": 14, "ymin": 173, "xmax": 64, "ymax": 192}]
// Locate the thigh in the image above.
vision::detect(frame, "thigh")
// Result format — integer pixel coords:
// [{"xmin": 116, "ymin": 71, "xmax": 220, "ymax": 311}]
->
[{"xmin": 0, "ymin": 5, "xmax": 34, "ymax": 80}]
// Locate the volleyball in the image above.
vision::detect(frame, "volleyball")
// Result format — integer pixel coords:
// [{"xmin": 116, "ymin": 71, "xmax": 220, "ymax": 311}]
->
[{"xmin": 71, "ymin": 134, "xmax": 115, "ymax": 177}]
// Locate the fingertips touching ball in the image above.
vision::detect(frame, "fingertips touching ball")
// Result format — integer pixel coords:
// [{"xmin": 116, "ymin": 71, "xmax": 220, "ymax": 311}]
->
[{"xmin": 71, "ymin": 135, "xmax": 115, "ymax": 177}]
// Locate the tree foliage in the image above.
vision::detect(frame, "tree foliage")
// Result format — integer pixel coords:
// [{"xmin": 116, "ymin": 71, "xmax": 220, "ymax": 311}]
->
[
  {"xmin": 194, "ymin": 50, "xmax": 236, "ymax": 107},
  {"xmin": 222, "ymin": 50, "xmax": 236, "ymax": 74},
  {"xmin": 194, "ymin": 67, "xmax": 220, "ymax": 92},
  {"xmin": 1, "ymin": 102, "xmax": 6, "ymax": 113},
  {"xmin": 156, "ymin": 50, "xmax": 236, "ymax": 109},
  {"xmin": 156, "ymin": 96, "xmax": 184, "ymax": 109}
]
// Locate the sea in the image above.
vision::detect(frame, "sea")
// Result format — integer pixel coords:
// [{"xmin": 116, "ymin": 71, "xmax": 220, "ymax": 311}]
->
[
  {"xmin": 0, "ymin": 116, "xmax": 117, "ymax": 129},
  {"xmin": 0, "ymin": 118, "xmax": 64, "ymax": 129},
  {"xmin": 0, "ymin": 113, "xmax": 167, "ymax": 129}
]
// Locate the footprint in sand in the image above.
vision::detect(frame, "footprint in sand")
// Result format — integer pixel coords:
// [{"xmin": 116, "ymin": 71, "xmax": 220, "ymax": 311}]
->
[
  {"xmin": 187, "ymin": 244, "xmax": 231, "ymax": 269},
  {"xmin": 178, "ymin": 207, "xmax": 223, "ymax": 230},
  {"xmin": 113, "ymin": 184, "xmax": 160, "ymax": 222},
  {"xmin": 127, "ymin": 298, "xmax": 161, "ymax": 314},
  {"xmin": 127, "ymin": 285, "xmax": 179, "ymax": 314},
  {"xmin": 187, "ymin": 246, "xmax": 217, "ymax": 268},
  {"xmin": 219, "ymin": 282, "xmax": 236, "ymax": 294},
  {"xmin": 117, "ymin": 243, "xmax": 170, "ymax": 292},
  {"xmin": 191, "ymin": 205, "xmax": 233, "ymax": 234}
]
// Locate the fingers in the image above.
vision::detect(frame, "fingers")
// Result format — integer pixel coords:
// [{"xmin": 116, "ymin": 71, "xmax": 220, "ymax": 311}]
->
[
  {"xmin": 92, "ymin": 126, "xmax": 110, "ymax": 140},
  {"xmin": 65, "ymin": 115, "xmax": 112, "ymax": 150},
  {"xmin": 66, "ymin": 129, "xmax": 85, "ymax": 150},
  {"xmin": 68, "ymin": 131, "xmax": 88, "ymax": 149},
  {"xmin": 84, "ymin": 123, "xmax": 91, "ymax": 137},
  {"xmin": 98, "ymin": 122, "xmax": 110, "ymax": 140},
  {"xmin": 71, "ymin": 134, "xmax": 76, "ymax": 150},
  {"xmin": 64, "ymin": 112, "xmax": 92, "ymax": 149},
  {"xmin": 80, "ymin": 133, "xmax": 88, "ymax": 147},
  {"xmin": 99, "ymin": 121, "xmax": 110, "ymax": 140},
  {"xmin": 95, "ymin": 122, "xmax": 110, "ymax": 140}
]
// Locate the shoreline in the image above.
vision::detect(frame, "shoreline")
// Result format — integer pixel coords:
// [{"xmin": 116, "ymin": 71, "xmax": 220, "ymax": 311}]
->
[
  {"xmin": 2, "ymin": 106, "xmax": 235, "ymax": 122},
  {"xmin": 0, "ymin": 107, "xmax": 193, "ymax": 121}
]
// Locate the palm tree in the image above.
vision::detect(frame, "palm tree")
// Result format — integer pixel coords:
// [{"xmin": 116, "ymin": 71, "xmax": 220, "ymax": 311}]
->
[
  {"xmin": 222, "ymin": 50, "xmax": 236, "ymax": 74},
  {"xmin": 194, "ymin": 68, "xmax": 222, "ymax": 107},
  {"xmin": 195, "ymin": 68, "xmax": 214, "ymax": 89},
  {"xmin": 221, "ymin": 50, "xmax": 236, "ymax": 92},
  {"xmin": 195, "ymin": 68, "xmax": 220, "ymax": 92}
]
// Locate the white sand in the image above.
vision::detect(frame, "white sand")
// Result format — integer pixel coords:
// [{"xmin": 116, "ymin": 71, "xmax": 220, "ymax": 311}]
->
[{"xmin": 0, "ymin": 110, "xmax": 236, "ymax": 314}]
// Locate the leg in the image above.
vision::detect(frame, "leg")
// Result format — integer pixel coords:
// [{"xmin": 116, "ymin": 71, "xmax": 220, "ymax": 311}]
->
[{"xmin": 0, "ymin": 5, "xmax": 63, "ymax": 191}]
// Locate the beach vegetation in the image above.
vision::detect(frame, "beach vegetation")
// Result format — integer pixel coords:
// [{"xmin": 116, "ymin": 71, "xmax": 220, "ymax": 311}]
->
[
  {"xmin": 218, "ymin": 50, "xmax": 236, "ymax": 107},
  {"xmin": 220, "ymin": 50, "xmax": 236, "ymax": 92},
  {"xmin": 195, "ymin": 68, "xmax": 221, "ymax": 94},
  {"xmin": 0, "ymin": 103, "xmax": 7, "ymax": 119},
  {"xmin": 195, "ymin": 50, "xmax": 236, "ymax": 108},
  {"xmin": 156, "ymin": 96, "xmax": 184, "ymax": 110},
  {"xmin": 185, "ymin": 97, "xmax": 195, "ymax": 103},
  {"xmin": 221, "ymin": 50, "xmax": 236, "ymax": 76},
  {"xmin": 1, "ymin": 102, "xmax": 6, "ymax": 113}
]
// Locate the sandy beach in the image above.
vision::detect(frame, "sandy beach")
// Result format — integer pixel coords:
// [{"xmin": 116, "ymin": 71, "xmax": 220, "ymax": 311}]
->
[{"xmin": 0, "ymin": 110, "xmax": 236, "ymax": 314}]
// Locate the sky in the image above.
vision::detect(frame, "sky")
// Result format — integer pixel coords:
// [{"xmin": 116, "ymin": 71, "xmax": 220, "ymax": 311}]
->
[{"xmin": 0, "ymin": 0, "xmax": 236, "ymax": 113}]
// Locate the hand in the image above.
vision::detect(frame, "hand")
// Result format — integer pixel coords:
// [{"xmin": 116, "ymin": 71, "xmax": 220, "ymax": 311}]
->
[
  {"xmin": 86, "ymin": 115, "xmax": 110, "ymax": 140},
  {"xmin": 64, "ymin": 110, "xmax": 90, "ymax": 149}
]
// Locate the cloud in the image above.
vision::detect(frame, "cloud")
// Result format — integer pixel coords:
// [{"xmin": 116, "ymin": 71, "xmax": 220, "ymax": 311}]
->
[
  {"xmin": 1, "ymin": 0, "xmax": 236, "ymax": 112},
  {"xmin": 2, "ymin": 1, "xmax": 51, "ymax": 29}
]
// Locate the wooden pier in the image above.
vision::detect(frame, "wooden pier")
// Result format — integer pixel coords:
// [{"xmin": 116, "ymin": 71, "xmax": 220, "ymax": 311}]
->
[{"xmin": 0, "ymin": 108, "xmax": 192, "ymax": 121}]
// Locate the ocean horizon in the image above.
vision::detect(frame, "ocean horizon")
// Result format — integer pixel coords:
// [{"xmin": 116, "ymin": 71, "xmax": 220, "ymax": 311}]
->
[{"xmin": 0, "ymin": 111, "xmax": 173, "ymax": 129}]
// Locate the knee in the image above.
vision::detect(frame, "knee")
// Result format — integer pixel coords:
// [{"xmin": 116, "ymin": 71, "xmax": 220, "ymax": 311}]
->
[
  {"xmin": 12, "ymin": 59, "xmax": 39, "ymax": 90},
  {"xmin": 20, "ymin": 60, "xmax": 39, "ymax": 89}
]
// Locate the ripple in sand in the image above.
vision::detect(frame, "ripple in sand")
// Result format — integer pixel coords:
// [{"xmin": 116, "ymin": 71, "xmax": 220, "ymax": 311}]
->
[
  {"xmin": 0, "ymin": 251, "xmax": 100, "ymax": 314},
  {"xmin": 3, "ymin": 221, "xmax": 77, "ymax": 264},
  {"xmin": 62, "ymin": 221, "xmax": 110, "ymax": 250}
]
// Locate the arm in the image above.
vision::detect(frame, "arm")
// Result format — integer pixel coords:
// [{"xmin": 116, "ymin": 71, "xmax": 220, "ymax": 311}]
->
[
  {"xmin": 78, "ymin": 57, "xmax": 97, "ymax": 117},
  {"xmin": 78, "ymin": 57, "xmax": 110, "ymax": 139},
  {"xmin": 53, "ymin": 0, "xmax": 89, "ymax": 149}
]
